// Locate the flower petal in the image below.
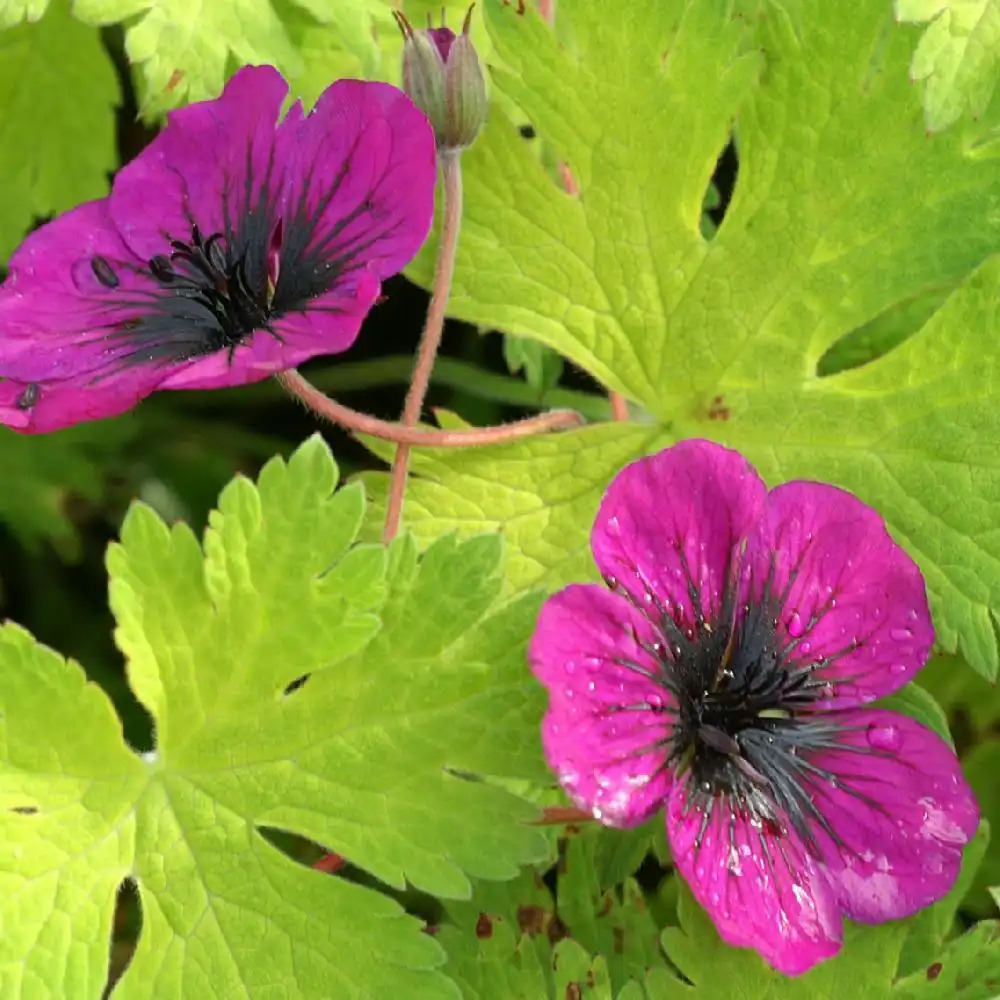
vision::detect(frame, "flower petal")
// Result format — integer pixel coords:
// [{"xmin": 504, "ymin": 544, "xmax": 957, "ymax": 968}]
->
[
  {"xmin": 277, "ymin": 79, "xmax": 437, "ymax": 286},
  {"xmin": 530, "ymin": 584, "xmax": 675, "ymax": 826},
  {"xmin": 806, "ymin": 709, "xmax": 978, "ymax": 922},
  {"xmin": 742, "ymin": 482, "xmax": 933, "ymax": 707},
  {"xmin": 0, "ymin": 200, "xmax": 176, "ymax": 386},
  {"xmin": 0, "ymin": 372, "xmax": 161, "ymax": 432},
  {"xmin": 590, "ymin": 440, "xmax": 767, "ymax": 629},
  {"xmin": 109, "ymin": 65, "xmax": 289, "ymax": 259},
  {"xmin": 666, "ymin": 781, "xmax": 842, "ymax": 976}
]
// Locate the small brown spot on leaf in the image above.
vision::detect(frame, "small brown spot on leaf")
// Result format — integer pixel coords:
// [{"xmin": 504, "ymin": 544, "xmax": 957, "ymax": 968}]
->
[
  {"xmin": 926, "ymin": 962, "xmax": 942, "ymax": 980},
  {"xmin": 565, "ymin": 985, "xmax": 583, "ymax": 1000},
  {"xmin": 517, "ymin": 905, "xmax": 547, "ymax": 936},
  {"xmin": 707, "ymin": 394, "xmax": 731, "ymax": 421},
  {"xmin": 548, "ymin": 915, "xmax": 570, "ymax": 945},
  {"xmin": 596, "ymin": 894, "xmax": 613, "ymax": 917},
  {"xmin": 475, "ymin": 913, "xmax": 494, "ymax": 939},
  {"xmin": 613, "ymin": 926, "xmax": 625, "ymax": 953}
]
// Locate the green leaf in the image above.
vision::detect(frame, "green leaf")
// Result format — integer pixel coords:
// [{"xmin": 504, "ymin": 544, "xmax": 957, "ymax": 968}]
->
[
  {"xmin": 358, "ymin": 421, "xmax": 670, "ymax": 596},
  {"xmin": 816, "ymin": 285, "xmax": 953, "ymax": 377},
  {"xmin": 504, "ymin": 335, "xmax": 566, "ymax": 395},
  {"xmin": 0, "ymin": 624, "xmax": 146, "ymax": 999},
  {"xmin": 0, "ymin": 435, "xmax": 554, "ymax": 997},
  {"xmin": 892, "ymin": 920, "xmax": 1000, "ymax": 999},
  {"xmin": 647, "ymin": 839, "xmax": 997, "ymax": 998},
  {"xmin": 590, "ymin": 818, "xmax": 663, "ymax": 891},
  {"xmin": 552, "ymin": 940, "xmax": 614, "ymax": 1000},
  {"xmin": 42, "ymin": 0, "xmax": 366, "ymax": 115},
  {"xmin": 897, "ymin": 822, "xmax": 990, "ymax": 976},
  {"xmin": 440, "ymin": 864, "xmax": 557, "ymax": 998},
  {"xmin": 272, "ymin": 0, "xmax": 391, "ymax": 108},
  {"xmin": 0, "ymin": 420, "xmax": 136, "ymax": 557},
  {"xmin": 960, "ymin": 743, "xmax": 1000, "ymax": 914},
  {"xmin": 658, "ymin": 881, "xmax": 907, "ymax": 999},
  {"xmin": 557, "ymin": 834, "xmax": 666, "ymax": 995},
  {"xmin": 390, "ymin": 0, "xmax": 1000, "ymax": 680},
  {"xmin": 0, "ymin": 2, "xmax": 117, "ymax": 257},
  {"xmin": 896, "ymin": 0, "xmax": 1000, "ymax": 132},
  {"xmin": 919, "ymin": 653, "xmax": 1000, "ymax": 736}
]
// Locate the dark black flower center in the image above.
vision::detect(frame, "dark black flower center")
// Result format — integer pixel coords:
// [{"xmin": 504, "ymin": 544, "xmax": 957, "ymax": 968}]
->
[
  {"xmin": 606, "ymin": 552, "xmax": 861, "ymax": 857},
  {"xmin": 84, "ymin": 137, "xmax": 398, "ymax": 372},
  {"xmin": 88, "ymin": 219, "xmax": 282, "ymax": 367}
]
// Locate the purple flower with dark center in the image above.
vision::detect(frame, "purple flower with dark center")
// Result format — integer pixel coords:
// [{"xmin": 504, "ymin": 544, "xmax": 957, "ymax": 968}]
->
[
  {"xmin": 530, "ymin": 440, "xmax": 978, "ymax": 975},
  {"xmin": 0, "ymin": 65, "xmax": 436, "ymax": 432}
]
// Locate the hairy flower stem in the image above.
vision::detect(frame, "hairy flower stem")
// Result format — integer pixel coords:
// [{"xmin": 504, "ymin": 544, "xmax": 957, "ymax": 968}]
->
[
  {"xmin": 277, "ymin": 369, "xmax": 582, "ymax": 445},
  {"xmin": 383, "ymin": 152, "xmax": 464, "ymax": 543}
]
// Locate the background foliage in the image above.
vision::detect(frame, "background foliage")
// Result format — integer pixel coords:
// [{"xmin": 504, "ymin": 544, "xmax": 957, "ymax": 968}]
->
[{"xmin": 1, "ymin": 0, "xmax": 1000, "ymax": 996}]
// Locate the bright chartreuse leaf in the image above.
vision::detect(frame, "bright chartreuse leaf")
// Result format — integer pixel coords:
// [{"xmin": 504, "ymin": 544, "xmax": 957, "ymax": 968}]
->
[
  {"xmin": 896, "ymin": 0, "xmax": 1000, "ymax": 131},
  {"xmin": 386, "ymin": 0, "xmax": 1000, "ymax": 679},
  {"xmin": 27, "ymin": 0, "xmax": 383, "ymax": 115},
  {"xmin": 359, "ymin": 421, "xmax": 670, "ymax": 595},
  {"xmin": 0, "ymin": 436, "xmax": 552, "ymax": 997},
  {"xmin": 0, "ymin": 2, "xmax": 117, "ymax": 258},
  {"xmin": 0, "ymin": 625, "xmax": 146, "ymax": 999},
  {"xmin": 272, "ymin": 0, "xmax": 389, "ymax": 107}
]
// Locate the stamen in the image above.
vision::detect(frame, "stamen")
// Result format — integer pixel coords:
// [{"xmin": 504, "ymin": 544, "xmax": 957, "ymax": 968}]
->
[
  {"xmin": 16, "ymin": 383, "xmax": 39, "ymax": 409},
  {"xmin": 90, "ymin": 256, "xmax": 120, "ymax": 289}
]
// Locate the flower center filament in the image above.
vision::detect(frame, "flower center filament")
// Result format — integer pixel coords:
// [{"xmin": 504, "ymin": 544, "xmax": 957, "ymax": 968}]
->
[{"xmin": 606, "ymin": 558, "xmax": 856, "ymax": 857}]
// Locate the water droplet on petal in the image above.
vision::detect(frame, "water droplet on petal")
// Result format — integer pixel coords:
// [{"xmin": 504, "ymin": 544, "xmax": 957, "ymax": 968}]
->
[
  {"xmin": 890, "ymin": 627, "xmax": 914, "ymax": 642},
  {"xmin": 787, "ymin": 611, "xmax": 806, "ymax": 638},
  {"xmin": 890, "ymin": 661, "xmax": 909, "ymax": 675},
  {"xmin": 867, "ymin": 723, "xmax": 901, "ymax": 751}
]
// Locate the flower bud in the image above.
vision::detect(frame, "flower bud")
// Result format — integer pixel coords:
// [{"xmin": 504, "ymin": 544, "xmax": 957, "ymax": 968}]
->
[{"xmin": 395, "ymin": 6, "xmax": 488, "ymax": 152}]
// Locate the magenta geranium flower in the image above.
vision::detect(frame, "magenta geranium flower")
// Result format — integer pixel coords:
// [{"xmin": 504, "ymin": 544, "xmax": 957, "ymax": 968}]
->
[
  {"xmin": 530, "ymin": 440, "xmax": 978, "ymax": 976},
  {"xmin": 0, "ymin": 65, "xmax": 436, "ymax": 432}
]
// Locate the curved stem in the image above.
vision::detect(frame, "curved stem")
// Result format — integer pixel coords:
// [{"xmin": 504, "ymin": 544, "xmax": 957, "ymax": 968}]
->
[
  {"xmin": 283, "ymin": 355, "xmax": 611, "ymax": 421},
  {"xmin": 277, "ymin": 369, "xmax": 583, "ymax": 446},
  {"xmin": 384, "ymin": 152, "xmax": 465, "ymax": 543}
]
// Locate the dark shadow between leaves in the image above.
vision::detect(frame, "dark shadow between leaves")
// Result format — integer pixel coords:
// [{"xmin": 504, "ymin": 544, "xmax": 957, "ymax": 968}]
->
[{"xmin": 102, "ymin": 878, "xmax": 141, "ymax": 999}]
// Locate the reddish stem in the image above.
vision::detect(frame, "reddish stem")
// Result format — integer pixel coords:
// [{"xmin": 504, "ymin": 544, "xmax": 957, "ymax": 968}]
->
[
  {"xmin": 609, "ymin": 392, "xmax": 629, "ymax": 420},
  {"xmin": 384, "ymin": 151, "xmax": 464, "ymax": 543},
  {"xmin": 277, "ymin": 369, "xmax": 583, "ymax": 446},
  {"xmin": 531, "ymin": 806, "xmax": 595, "ymax": 826}
]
